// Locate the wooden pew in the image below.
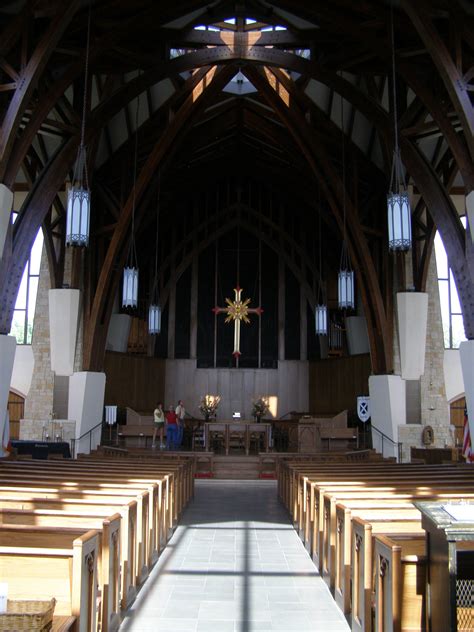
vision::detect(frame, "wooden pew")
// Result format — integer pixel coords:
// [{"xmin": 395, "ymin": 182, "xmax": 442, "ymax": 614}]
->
[
  {"xmin": 295, "ymin": 464, "xmax": 474, "ymax": 533},
  {"xmin": 1, "ymin": 458, "xmax": 179, "ymax": 531},
  {"xmin": 0, "ymin": 484, "xmax": 150, "ymax": 586},
  {"xmin": 373, "ymin": 534, "xmax": 427, "ymax": 632},
  {"xmin": 0, "ymin": 496, "xmax": 137, "ymax": 609},
  {"xmin": 351, "ymin": 518, "xmax": 427, "ymax": 632},
  {"xmin": 0, "ymin": 526, "xmax": 99, "ymax": 632},
  {"xmin": 277, "ymin": 459, "xmax": 474, "ymax": 631},
  {"xmin": 296, "ymin": 465, "xmax": 474, "ymax": 540},
  {"xmin": 331, "ymin": 504, "xmax": 421, "ymax": 612},
  {"xmin": 0, "ymin": 469, "xmax": 167, "ymax": 560},
  {"xmin": 0, "ymin": 456, "xmax": 195, "ymax": 557},
  {"xmin": 0, "ymin": 510, "xmax": 121, "ymax": 632}
]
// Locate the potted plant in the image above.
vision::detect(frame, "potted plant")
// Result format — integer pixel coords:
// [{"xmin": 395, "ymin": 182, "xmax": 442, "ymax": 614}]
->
[
  {"xmin": 252, "ymin": 397, "xmax": 269, "ymax": 423},
  {"xmin": 199, "ymin": 395, "xmax": 221, "ymax": 421}
]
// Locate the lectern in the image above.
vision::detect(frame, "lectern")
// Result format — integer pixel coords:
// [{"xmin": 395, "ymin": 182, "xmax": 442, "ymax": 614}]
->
[{"xmin": 414, "ymin": 500, "xmax": 474, "ymax": 632}]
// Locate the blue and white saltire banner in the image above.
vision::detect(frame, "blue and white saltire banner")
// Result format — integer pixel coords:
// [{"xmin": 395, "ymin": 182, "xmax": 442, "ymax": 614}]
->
[{"xmin": 357, "ymin": 396, "xmax": 371, "ymax": 423}]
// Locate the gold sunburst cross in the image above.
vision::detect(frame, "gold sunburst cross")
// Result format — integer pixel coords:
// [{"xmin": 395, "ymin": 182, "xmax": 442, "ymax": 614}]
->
[{"xmin": 212, "ymin": 286, "xmax": 263, "ymax": 357}]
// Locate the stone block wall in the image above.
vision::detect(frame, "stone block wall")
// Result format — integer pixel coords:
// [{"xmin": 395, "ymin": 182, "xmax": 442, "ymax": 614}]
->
[
  {"xmin": 23, "ymin": 244, "xmax": 84, "ymax": 430},
  {"xmin": 23, "ymin": 247, "xmax": 54, "ymax": 420},
  {"xmin": 397, "ymin": 250, "xmax": 451, "ymax": 461},
  {"xmin": 20, "ymin": 419, "xmax": 76, "ymax": 444}
]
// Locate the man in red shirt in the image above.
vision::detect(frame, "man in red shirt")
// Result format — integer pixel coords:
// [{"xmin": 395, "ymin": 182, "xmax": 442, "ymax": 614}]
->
[{"xmin": 165, "ymin": 405, "xmax": 178, "ymax": 450}]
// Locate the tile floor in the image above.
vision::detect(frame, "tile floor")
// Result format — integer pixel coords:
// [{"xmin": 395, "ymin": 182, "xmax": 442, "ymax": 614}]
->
[{"xmin": 119, "ymin": 480, "xmax": 350, "ymax": 632}]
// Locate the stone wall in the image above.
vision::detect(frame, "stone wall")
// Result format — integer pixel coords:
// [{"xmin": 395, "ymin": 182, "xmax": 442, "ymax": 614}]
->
[
  {"xmin": 20, "ymin": 419, "xmax": 76, "ymax": 444},
  {"xmin": 22, "ymin": 244, "xmax": 85, "ymax": 431},
  {"xmin": 23, "ymin": 247, "xmax": 54, "ymax": 420},
  {"xmin": 397, "ymin": 250, "xmax": 452, "ymax": 460}
]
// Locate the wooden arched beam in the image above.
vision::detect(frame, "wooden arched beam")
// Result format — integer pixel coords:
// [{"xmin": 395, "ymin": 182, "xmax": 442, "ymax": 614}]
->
[
  {"xmin": 82, "ymin": 64, "xmax": 236, "ymax": 371},
  {"xmin": 0, "ymin": 64, "xmax": 212, "ymax": 333},
  {"xmin": 0, "ymin": 0, "xmax": 81, "ymax": 181},
  {"xmin": 401, "ymin": 0, "xmax": 474, "ymax": 164},
  {"xmin": 155, "ymin": 201, "xmax": 320, "ymax": 310},
  {"xmin": 157, "ymin": 210, "xmax": 317, "ymax": 316},
  {"xmin": 412, "ymin": 149, "xmax": 459, "ymax": 292},
  {"xmin": 1, "ymin": 35, "xmax": 471, "ymax": 347},
  {"xmin": 401, "ymin": 139, "xmax": 474, "ymax": 339},
  {"xmin": 267, "ymin": 0, "xmax": 473, "ymax": 192},
  {"xmin": 243, "ymin": 64, "xmax": 391, "ymax": 374}
]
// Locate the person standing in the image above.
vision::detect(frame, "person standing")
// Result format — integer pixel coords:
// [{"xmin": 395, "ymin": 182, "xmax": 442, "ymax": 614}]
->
[
  {"xmin": 175, "ymin": 400, "xmax": 186, "ymax": 448},
  {"xmin": 166, "ymin": 405, "xmax": 178, "ymax": 450},
  {"xmin": 152, "ymin": 402, "xmax": 165, "ymax": 449}
]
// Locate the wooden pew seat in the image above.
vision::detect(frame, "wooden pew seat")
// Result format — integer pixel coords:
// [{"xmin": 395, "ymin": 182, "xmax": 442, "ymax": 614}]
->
[{"xmin": 0, "ymin": 526, "xmax": 99, "ymax": 632}]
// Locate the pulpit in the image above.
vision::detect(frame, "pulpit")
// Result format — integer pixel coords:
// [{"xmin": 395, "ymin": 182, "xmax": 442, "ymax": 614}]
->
[{"xmin": 298, "ymin": 419, "xmax": 321, "ymax": 453}]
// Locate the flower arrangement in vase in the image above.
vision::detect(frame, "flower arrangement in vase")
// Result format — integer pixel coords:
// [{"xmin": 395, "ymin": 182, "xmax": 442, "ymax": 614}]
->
[
  {"xmin": 199, "ymin": 395, "xmax": 221, "ymax": 421},
  {"xmin": 251, "ymin": 397, "xmax": 269, "ymax": 422}
]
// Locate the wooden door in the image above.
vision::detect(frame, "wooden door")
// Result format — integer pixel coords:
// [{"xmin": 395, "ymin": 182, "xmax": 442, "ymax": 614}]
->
[
  {"xmin": 450, "ymin": 396, "xmax": 466, "ymax": 447},
  {"xmin": 7, "ymin": 391, "xmax": 24, "ymax": 440}
]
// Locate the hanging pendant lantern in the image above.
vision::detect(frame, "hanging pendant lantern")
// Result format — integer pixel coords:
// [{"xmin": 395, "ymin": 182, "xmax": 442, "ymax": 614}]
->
[
  {"xmin": 148, "ymin": 303, "xmax": 161, "ymax": 335},
  {"xmin": 149, "ymin": 172, "xmax": 162, "ymax": 335},
  {"xmin": 122, "ymin": 266, "xmax": 138, "ymax": 308},
  {"xmin": 66, "ymin": 146, "xmax": 90, "ymax": 247},
  {"xmin": 387, "ymin": 190, "xmax": 411, "ymax": 251},
  {"xmin": 315, "ymin": 304, "xmax": 327, "ymax": 336},
  {"xmin": 387, "ymin": 10, "xmax": 412, "ymax": 252},
  {"xmin": 338, "ymin": 268, "xmax": 354, "ymax": 309},
  {"xmin": 337, "ymin": 83, "xmax": 354, "ymax": 311},
  {"xmin": 122, "ymin": 79, "xmax": 141, "ymax": 310},
  {"xmin": 66, "ymin": 7, "xmax": 92, "ymax": 249}
]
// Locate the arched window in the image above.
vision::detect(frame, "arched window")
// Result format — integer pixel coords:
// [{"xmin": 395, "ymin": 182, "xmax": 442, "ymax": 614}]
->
[
  {"xmin": 434, "ymin": 216, "xmax": 467, "ymax": 349},
  {"xmin": 8, "ymin": 212, "xmax": 44, "ymax": 344}
]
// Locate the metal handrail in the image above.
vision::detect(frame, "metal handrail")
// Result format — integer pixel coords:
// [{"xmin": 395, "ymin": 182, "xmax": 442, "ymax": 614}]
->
[
  {"xmin": 371, "ymin": 423, "xmax": 403, "ymax": 462},
  {"xmin": 70, "ymin": 421, "xmax": 104, "ymax": 459}
]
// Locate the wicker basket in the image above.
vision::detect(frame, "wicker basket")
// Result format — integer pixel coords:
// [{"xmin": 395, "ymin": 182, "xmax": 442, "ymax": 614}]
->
[{"xmin": 0, "ymin": 599, "xmax": 56, "ymax": 631}]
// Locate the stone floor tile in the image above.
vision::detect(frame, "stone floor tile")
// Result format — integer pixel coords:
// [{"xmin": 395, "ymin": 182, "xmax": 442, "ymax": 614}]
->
[{"xmin": 119, "ymin": 480, "xmax": 349, "ymax": 632}]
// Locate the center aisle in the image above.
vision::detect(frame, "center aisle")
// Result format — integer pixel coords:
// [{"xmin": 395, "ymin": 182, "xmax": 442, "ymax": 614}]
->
[{"xmin": 119, "ymin": 480, "xmax": 350, "ymax": 632}]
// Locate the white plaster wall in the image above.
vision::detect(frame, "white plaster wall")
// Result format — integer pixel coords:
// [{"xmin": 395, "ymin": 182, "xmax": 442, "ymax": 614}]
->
[
  {"xmin": 49, "ymin": 289, "xmax": 80, "ymax": 376},
  {"xmin": 164, "ymin": 360, "xmax": 309, "ymax": 419},
  {"xmin": 443, "ymin": 349, "xmax": 465, "ymax": 403},
  {"xmin": 68, "ymin": 372, "xmax": 106, "ymax": 454},
  {"xmin": 369, "ymin": 374, "xmax": 406, "ymax": 459},
  {"xmin": 460, "ymin": 340, "xmax": 474, "ymax": 443},
  {"xmin": 0, "ymin": 336, "xmax": 16, "ymax": 455},
  {"xmin": 397, "ymin": 292, "xmax": 428, "ymax": 380},
  {"xmin": 11, "ymin": 345, "xmax": 34, "ymax": 397}
]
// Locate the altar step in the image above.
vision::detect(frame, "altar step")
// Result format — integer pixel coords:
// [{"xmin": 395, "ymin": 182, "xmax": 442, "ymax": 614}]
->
[{"xmin": 212, "ymin": 455, "xmax": 260, "ymax": 479}]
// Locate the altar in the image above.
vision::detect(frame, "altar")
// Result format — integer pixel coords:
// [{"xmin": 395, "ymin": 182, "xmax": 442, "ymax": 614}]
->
[{"xmin": 204, "ymin": 421, "xmax": 271, "ymax": 455}]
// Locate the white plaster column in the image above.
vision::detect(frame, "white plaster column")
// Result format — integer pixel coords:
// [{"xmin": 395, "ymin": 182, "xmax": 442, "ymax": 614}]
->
[
  {"xmin": 345, "ymin": 316, "xmax": 370, "ymax": 355},
  {"xmin": 0, "ymin": 335, "xmax": 16, "ymax": 455},
  {"xmin": 0, "ymin": 184, "xmax": 13, "ymax": 260},
  {"xmin": 443, "ymin": 349, "xmax": 465, "ymax": 403},
  {"xmin": 369, "ymin": 374, "xmax": 406, "ymax": 459},
  {"xmin": 106, "ymin": 314, "xmax": 132, "ymax": 353},
  {"xmin": 68, "ymin": 371, "xmax": 106, "ymax": 455},
  {"xmin": 11, "ymin": 345, "xmax": 34, "ymax": 397},
  {"xmin": 49, "ymin": 289, "xmax": 80, "ymax": 375},
  {"xmin": 397, "ymin": 292, "xmax": 428, "ymax": 380},
  {"xmin": 460, "ymin": 340, "xmax": 474, "ymax": 441}
]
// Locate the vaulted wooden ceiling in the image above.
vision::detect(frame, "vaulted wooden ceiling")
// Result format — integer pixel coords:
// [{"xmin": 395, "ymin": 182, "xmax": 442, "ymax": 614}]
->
[{"xmin": 0, "ymin": 0, "xmax": 472, "ymax": 373}]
